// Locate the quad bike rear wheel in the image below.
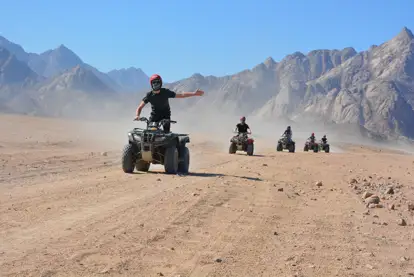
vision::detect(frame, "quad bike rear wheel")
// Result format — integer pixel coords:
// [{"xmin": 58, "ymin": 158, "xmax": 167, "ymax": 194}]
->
[
  {"xmin": 247, "ymin": 144, "xmax": 254, "ymax": 156},
  {"xmin": 164, "ymin": 146, "xmax": 179, "ymax": 174},
  {"xmin": 229, "ymin": 142, "xmax": 237, "ymax": 154},
  {"xmin": 325, "ymin": 145, "xmax": 330, "ymax": 153},
  {"xmin": 122, "ymin": 144, "xmax": 136, "ymax": 173},
  {"xmin": 313, "ymin": 145, "xmax": 319, "ymax": 153},
  {"xmin": 178, "ymin": 146, "xmax": 190, "ymax": 173}
]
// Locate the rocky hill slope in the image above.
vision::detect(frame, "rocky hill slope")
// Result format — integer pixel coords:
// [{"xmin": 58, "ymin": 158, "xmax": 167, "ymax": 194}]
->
[
  {"xmin": 166, "ymin": 27, "xmax": 414, "ymax": 140},
  {"xmin": 1, "ymin": 27, "xmax": 414, "ymax": 140}
]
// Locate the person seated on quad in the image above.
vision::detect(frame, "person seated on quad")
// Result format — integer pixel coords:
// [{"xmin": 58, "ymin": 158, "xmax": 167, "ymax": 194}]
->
[
  {"xmin": 321, "ymin": 135, "xmax": 328, "ymax": 144},
  {"xmin": 282, "ymin": 126, "xmax": 293, "ymax": 142},
  {"xmin": 134, "ymin": 74, "xmax": 204, "ymax": 133},
  {"xmin": 308, "ymin": 132, "xmax": 316, "ymax": 143},
  {"xmin": 235, "ymin": 116, "xmax": 251, "ymax": 138}
]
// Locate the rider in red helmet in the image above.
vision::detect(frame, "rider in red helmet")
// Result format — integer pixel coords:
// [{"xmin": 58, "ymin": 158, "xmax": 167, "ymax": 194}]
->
[
  {"xmin": 309, "ymin": 132, "xmax": 316, "ymax": 143},
  {"xmin": 235, "ymin": 116, "xmax": 251, "ymax": 134},
  {"xmin": 135, "ymin": 74, "xmax": 204, "ymax": 132}
]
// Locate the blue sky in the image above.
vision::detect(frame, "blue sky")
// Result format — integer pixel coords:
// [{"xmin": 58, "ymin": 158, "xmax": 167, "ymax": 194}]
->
[{"xmin": 0, "ymin": 0, "xmax": 413, "ymax": 82}]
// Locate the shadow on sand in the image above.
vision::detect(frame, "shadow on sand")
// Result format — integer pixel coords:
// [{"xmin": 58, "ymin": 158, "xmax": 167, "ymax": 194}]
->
[
  {"xmin": 234, "ymin": 153, "xmax": 266, "ymax": 157},
  {"xmin": 133, "ymin": 171, "xmax": 262, "ymax": 181}
]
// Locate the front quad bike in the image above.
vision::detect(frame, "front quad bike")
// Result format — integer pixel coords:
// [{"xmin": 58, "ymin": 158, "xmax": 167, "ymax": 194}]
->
[
  {"xmin": 318, "ymin": 141, "xmax": 330, "ymax": 153},
  {"xmin": 304, "ymin": 139, "xmax": 319, "ymax": 153},
  {"xmin": 122, "ymin": 117, "xmax": 190, "ymax": 174},
  {"xmin": 229, "ymin": 132, "xmax": 254, "ymax": 156},
  {"xmin": 276, "ymin": 135, "xmax": 295, "ymax": 153}
]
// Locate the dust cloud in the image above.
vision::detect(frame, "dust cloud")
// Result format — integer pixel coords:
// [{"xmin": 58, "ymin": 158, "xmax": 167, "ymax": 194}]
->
[{"xmin": 28, "ymin": 91, "xmax": 413, "ymax": 157}]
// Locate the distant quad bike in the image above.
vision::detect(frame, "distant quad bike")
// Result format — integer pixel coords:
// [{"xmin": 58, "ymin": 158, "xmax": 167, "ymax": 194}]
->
[
  {"xmin": 229, "ymin": 132, "xmax": 254, "ymax": 156},
  {"xmin": 304, "ymin": 139, "xmax": 319, "ymax": 153},
  {"xmin": 122, "ymin": 117, "xmax": 190, "ymax": 174},
  {"xmin": 318, "ymin": 140, "xmax": 330, "ymax": 153},
  {"xmin": 276, "ymin": 135, "xmax": 295, "ymax": 153}
]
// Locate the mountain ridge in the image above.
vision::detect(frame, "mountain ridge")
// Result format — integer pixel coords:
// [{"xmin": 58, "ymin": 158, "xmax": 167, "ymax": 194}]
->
[{"xmin": 1, "ymin": 27, "xmax": 414, "ymax": 141}]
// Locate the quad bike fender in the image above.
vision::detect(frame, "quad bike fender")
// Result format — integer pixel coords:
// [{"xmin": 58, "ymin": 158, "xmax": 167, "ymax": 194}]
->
[
  {"xmin": 247, "ymin": 138, "xmax": 254, "ymax": 144},
  {"xmin": 128, "ymin": 132, "xmax": 142, "ymax": 144},
  {"xmin": 128, "ymin": 132, "xmax": 135, "ymax": 143},
  {"xmin": 179, "ymin": 136, "xmax": 190, "ymax": 145}
]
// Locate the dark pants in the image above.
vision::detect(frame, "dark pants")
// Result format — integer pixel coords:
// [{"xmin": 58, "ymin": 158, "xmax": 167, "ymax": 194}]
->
[{"xmin": 150, "ymin": 115, "xmax": 171, "ymax": 133}]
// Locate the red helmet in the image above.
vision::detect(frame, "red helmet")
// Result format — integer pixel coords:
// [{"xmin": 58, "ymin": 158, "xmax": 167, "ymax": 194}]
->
[
  {"xmin": 240, "ymin": 116, "xmax": 246, "ymax": 122},
  {"xmin": 312, "ymin": 133, "xmax": 315, "ymax": 136},
  {"xmin": 149, "ymin": 74, "xmax": 162, "ymax": 90}
]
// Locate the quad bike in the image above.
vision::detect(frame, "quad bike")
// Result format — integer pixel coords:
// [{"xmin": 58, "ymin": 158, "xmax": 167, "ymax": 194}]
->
[
  {"xmin": 229, "ymin": 132, "xmax": 254, "ymax": 156},
  {"xmin": 122, "ymin": 117, "xmax": 190, "ymax": 174},
  {"xmin": 304, "ymin": 138, "xmax": 319, "ymax": 153},
  {"xmin": 276, "ymin": 134, "xmax": 295, "ymax": 153},
  {"xmin": 318, "ymin": 140, "xmax": 330, "ymax": 153}
]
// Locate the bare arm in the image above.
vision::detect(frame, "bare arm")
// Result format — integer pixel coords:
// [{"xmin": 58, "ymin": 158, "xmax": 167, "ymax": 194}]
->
[
  {"xmin": 174, "ymin": 89, "xmax": 204, "ymax": 98},
  {"xmin": 135, "ymin": 101, "xmax": 146, "ymax": 117},
  {"xmin": 175, "ymin": 92, "xmax": 197, "ymax": 98}
]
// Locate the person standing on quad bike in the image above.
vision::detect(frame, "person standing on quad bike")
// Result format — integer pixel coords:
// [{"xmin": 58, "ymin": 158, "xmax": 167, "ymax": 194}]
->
[
  {"xmin": 134, "ymin": 74, "xmax": 204, "ymax": 133},
  {"xmin": 282, "ymin": 126, "xmax": 293, "ymax": 142},
  {"xmin": 235, "ymin": 116, "xmax": 252, "ymax": 135}
]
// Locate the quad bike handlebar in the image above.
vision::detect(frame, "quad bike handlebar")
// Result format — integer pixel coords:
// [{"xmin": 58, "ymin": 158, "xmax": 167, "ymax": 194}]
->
[
  {"xmin": 233, "ymin": 131, "xmax": 252, "ymax": 135},
  {"xmin": 134, "ymin": 117, "xmax": 177, "ymax": 125}
]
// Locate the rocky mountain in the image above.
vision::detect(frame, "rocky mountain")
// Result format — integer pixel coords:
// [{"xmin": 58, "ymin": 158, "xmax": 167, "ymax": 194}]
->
[
  {"xmin": 167, "ymin": 27, "xmax": 414, "ymax": 140},
  {"xmin": 0, "ymin": 36, "xmax": 147, "ymax": 92},
  {"xmin": 0, "ymin": 47, "xmax": 39, "ymax": 87},
  {"xmin": 37, "ymin": 65, "xmax": 115, "ymax": 95},
  {"xmin": 107, "ymin": 67, "xmax": 149, "ymax": 92},
  {"xmin": 1, "ymin": 27, "xmax": 414, "ymax": 140}
]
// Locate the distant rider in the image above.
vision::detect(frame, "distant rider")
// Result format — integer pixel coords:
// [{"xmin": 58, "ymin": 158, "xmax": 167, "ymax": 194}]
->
[
  {"xmin": 235, "ymin": 116, "xmax": 252, "ymax": 136},
  {"xmin": 309, "ymin": 132, "xmax": 316, "ymax": 143},
  {"xmin": 321, "ymin": 135, "xmax": 327, "ymax": 144},
  {"xmin": 134, "ymin": 74, "xmax": 204, "ymax": 133},
  {"xmin": 283, "ymin": 126, "xmax": 292, "ymax": 142}
]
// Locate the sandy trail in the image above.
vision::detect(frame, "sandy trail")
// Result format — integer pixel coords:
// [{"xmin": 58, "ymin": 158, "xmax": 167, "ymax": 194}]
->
[{"xmin": 1, "ymin": 115, "xmax": 414, "ymax": 277}]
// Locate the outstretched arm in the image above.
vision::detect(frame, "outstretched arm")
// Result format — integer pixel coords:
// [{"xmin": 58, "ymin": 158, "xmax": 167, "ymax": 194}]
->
[
  {"xmin": 175, "ymin": 89, "xmax": 204, "ymax": 98},
  {"xmin": 248, "ymin": 128, "xmax": 252, "ymax": 134}
]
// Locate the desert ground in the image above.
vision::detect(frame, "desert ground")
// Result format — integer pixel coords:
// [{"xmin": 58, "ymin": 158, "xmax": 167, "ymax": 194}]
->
[{"xmin": 1, "ymin": 114, "xmax": 414, "ymax": 277}]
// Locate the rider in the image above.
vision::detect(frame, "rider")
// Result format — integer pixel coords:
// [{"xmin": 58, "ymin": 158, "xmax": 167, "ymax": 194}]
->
[
  {"xmin": 321, "ymin": 135, "xmax": 327, "ymax": 144},
  {"xmin": 134, "ymin": 74, "xmax": 204, "ymax": 133},
  {"xmin": 235, "ymin": 116, "xmax": 251, "ymax": 135},
  {"xmin": 283, "ymin": 126, "xmax": 292, "ymax": 142},
  {"xmin": 309, "ymin": 132, "xmax": 316, "ymax": 143}
]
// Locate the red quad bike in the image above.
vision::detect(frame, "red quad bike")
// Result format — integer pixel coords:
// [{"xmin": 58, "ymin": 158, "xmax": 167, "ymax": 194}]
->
[
  {"xmin": 304, "ymin": 138, "xmax": 319, "ymax": 153},
  {"xmin": 229, "ymin": 132, "xmax": 254, "ymax": 156}
]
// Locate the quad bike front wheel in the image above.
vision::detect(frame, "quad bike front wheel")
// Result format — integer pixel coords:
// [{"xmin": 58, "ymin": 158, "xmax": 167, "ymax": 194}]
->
[
  {"xmin": 178, "ymin": 146, "xmax": 190, "ymax": 173},
  {"xmin": 289, "ymin": 143, "xmax": 295, "ymax": 153},
  {"xmin": 313, "ymin": 145, "xmax": 319, "ymax": 153},
  {"xmin": 164, "ymin": 146, "xmax": 179, "ymax": 174},
  {"xmin": 122, "ymin": 144, "xmax": 136, "ymax": 173},
  {"xmin": 276, "ymin": 143, "xmax": 283, "ymax": 151},
  {"xmin": 229, "ymin": 142, "xmax": 237, "ymax": 154},
  {"xmin": 246, "ymin": 144, "xmax": 254, "ymax": 156},
  {"xmin": 324, "ymin": 145, "xmax": 330, "ymax": 153},
  {"xmin": 304, "ymin": 145, "xmax": 309, "ymax": 152}
]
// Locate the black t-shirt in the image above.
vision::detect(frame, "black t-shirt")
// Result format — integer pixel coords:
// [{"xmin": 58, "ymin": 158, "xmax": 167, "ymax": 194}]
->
[
  {"xmin": 236, "ymin": 123, "xmax": 249, "ymax": 133},
  {"xmin": 142, "ymin": 88, "xmax": 176, "ymax": 119}
]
